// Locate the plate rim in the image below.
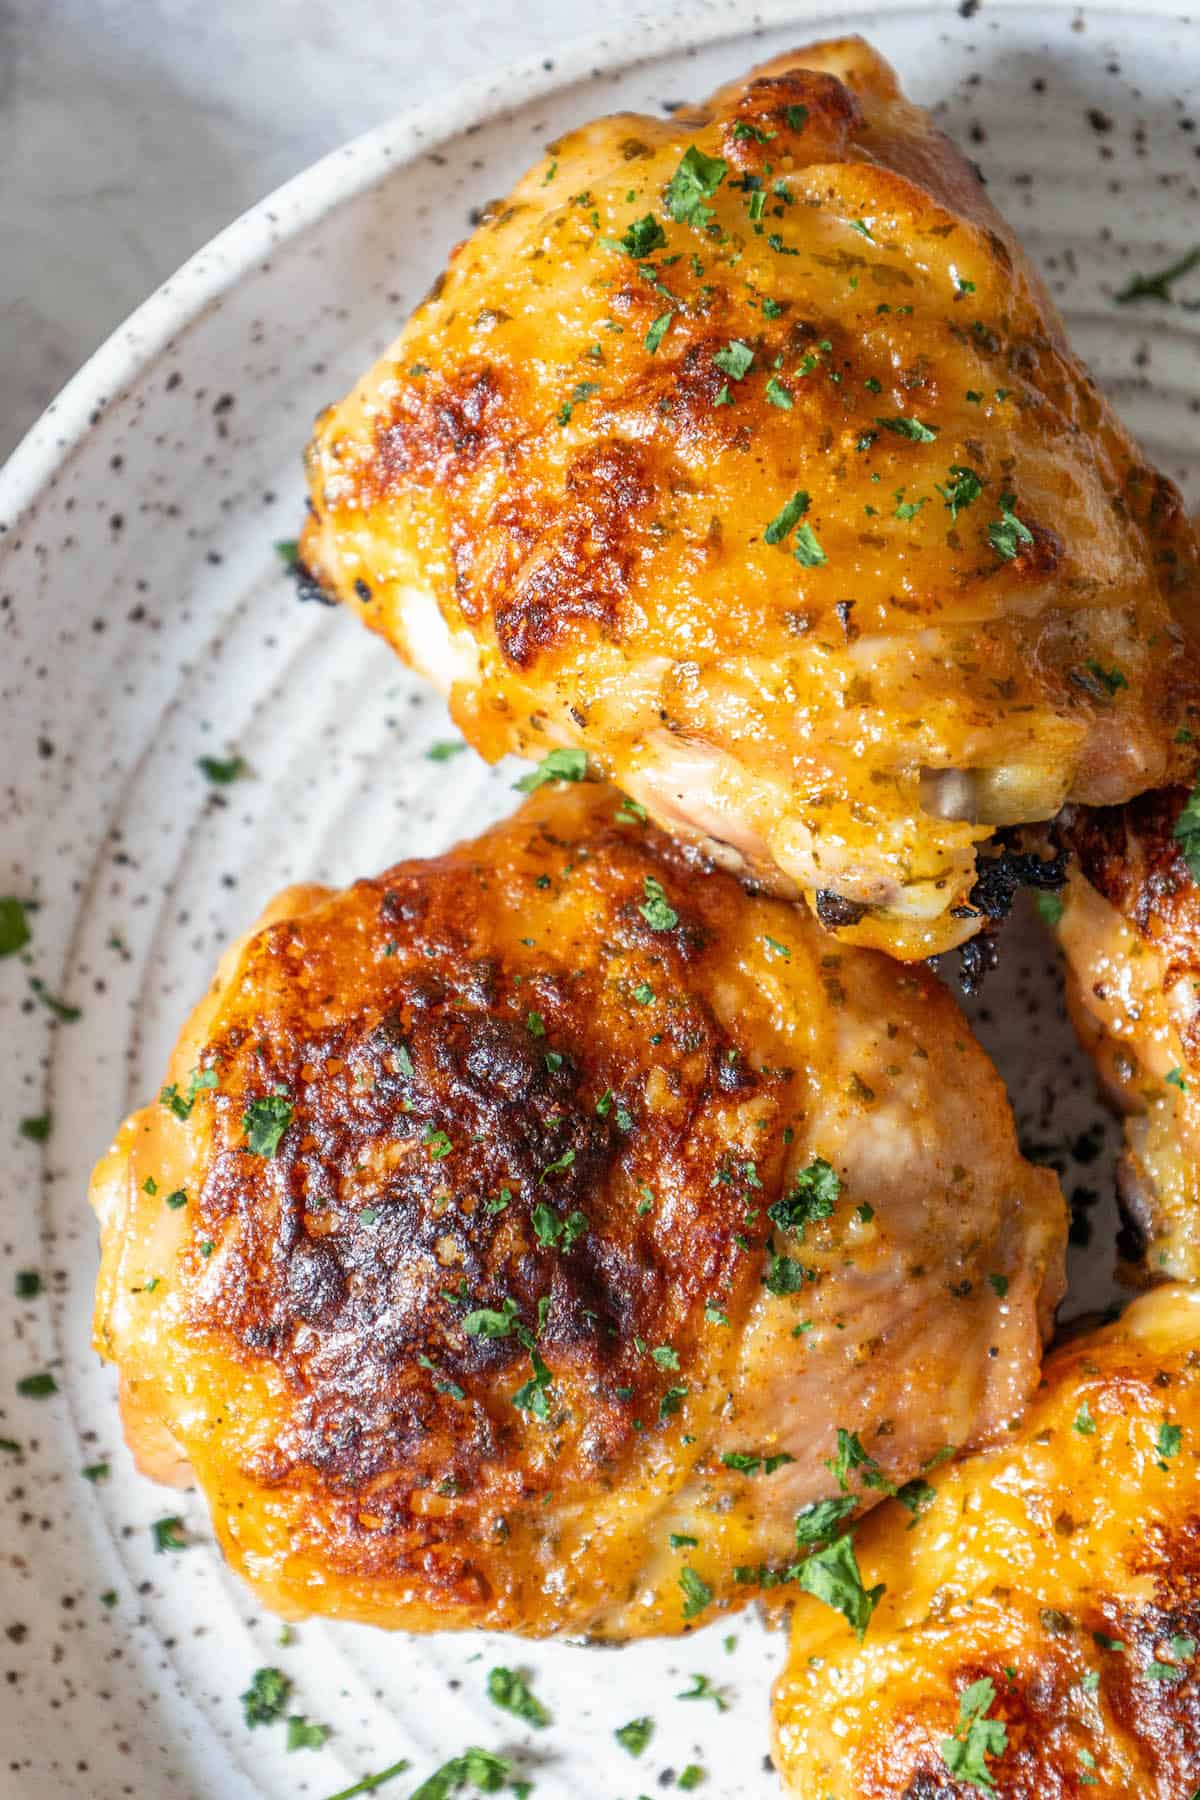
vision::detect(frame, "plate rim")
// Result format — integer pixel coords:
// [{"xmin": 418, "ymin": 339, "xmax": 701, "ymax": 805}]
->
[{"xmin": 0, "ymin": 0, "xmax": 1186, "ymax": 541}]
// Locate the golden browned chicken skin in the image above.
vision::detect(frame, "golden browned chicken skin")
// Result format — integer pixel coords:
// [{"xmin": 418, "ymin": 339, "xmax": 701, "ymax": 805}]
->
[
  {"xmin": 1052, "ymin": 787, "xmax": 1200, "ymax": 1284},
  {"xmin": 772, "ymin": 1283, "xmax": 1200, "ymax": 1800},
  {"xmin": 90, "ymin": 780, "xmax": 1063, "ymax": 1638},
  {"xmin": 300, "ymin": 37, "xmax": 1200, "ymax": 962}
]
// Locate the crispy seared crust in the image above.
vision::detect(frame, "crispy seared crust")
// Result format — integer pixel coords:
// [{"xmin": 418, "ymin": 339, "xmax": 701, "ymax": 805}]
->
[
  {"xmin": 90, "ymin": 782, "xmax": 1063, "ymax": 1636},
  {"xmin": 1053, "ymin": 791, "xmax": 1200, "ymax": 1282},
  {"xmin": 300, "ymin": 37, "xmax": 1200, "ymax": 961},
  {"xmin": 773, "ymin": 1283, "xmax": 1200, "ymax": 1798}
]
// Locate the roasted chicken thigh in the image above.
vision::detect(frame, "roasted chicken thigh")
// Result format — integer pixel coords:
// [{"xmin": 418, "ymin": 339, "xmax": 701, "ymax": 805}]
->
[
  {"xmin": 299, "ymin": 37, "xmax": 1200, "ymax": 961},
  {"xmin": 1053, "ymin": 787, "xmax": 1200, "ymax": 1284},
  {"xmin": 90, "ymin": 780, "xmax": 1064, "ymax": 1637},
  {"xmin": 772, "ymin": 1283, "xmax": 1200, "ymax": 1799}
]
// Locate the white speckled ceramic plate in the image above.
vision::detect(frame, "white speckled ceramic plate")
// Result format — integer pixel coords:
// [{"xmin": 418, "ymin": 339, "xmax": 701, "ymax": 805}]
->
[{"xmin": 2, "ymin": 3, "xmax": 1198, "ymax": 1795}]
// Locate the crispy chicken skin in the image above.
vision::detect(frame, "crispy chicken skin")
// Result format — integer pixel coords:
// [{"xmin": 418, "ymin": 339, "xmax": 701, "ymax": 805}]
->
[
  {"xmin": 772, "ymin": 1283, "xmax": 1200, "ymax": 1800},
  {"xmin": 299, "ymin": 37, "xmax": 1200, "ymax": 962},
  {"xmin": 1052, "ymin": 789, "xmax": 1200, "ymax": 1284},
  {"xmin": 90, "ymin": 781, "xmax": 1064, "ymax": 1638}
]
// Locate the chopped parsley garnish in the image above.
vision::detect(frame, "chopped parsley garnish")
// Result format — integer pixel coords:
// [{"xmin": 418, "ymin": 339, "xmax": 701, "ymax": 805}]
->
[
  {"xmin": 785, "ymin": 104, "xmax": 809, "ymax": 131},
  {"xmin": 615, "ymin": 1716, "xmax": 654, "ymax": 1757},
  {"xmin": 407, "ymin": 1750, "xmax": 514, "ymax": 1799},
  {"xmin": 539, "ymin": 1147, "xmax": 576, "ymax": 1183},
  {"xmin": 645, "ymin": 310, "xmax": 674, "ymax": 355},
  {"xmin": 659, "ymin": 1383, "xmax": 688, "ymax": 1420},
  {"xmin": 793, "ymin": 1496, "xmax": 858, "ymax": 1546},
  {"xmin": 940, "ymin": 1677, "xmax": 1008, "ymax": 1790},
  {"xmin": 763, "ymin": 935, "xmax": 791, "ymax": 961},
  {"xmin": 19, "ymin": 1112, "xmax": 51, "ymax": 1143},
  {"xmin": 895, "ymin": 1478, "xmax": 937, "ymax": 1521},
  {"xmin": 848, "ymin": 218, "xmax": 875, "ymax": 241},
  {"xmin": 721, "ymin": 1449, "xmax": 795, "ymax": 1476},
  {"xmin": 514, "ymin": 747, "xmax": 588, "ymax": 791},
  {"xmin": 988, "ymin": 495, "xmax": 1034, "ymax": 561},
  {"xmin": 14, "ymin": 1269, "xmax": 41, "ymax": 1298},
  {"xmin": 764, "ymin": 489, "xmax": 810, "ymax": 546},
  {"xmin": 935, "ymin": 464, "xmax": 984, "ymax": 520},
  {"xmin": 29, "ymin": 978, "xmax": 81, "ymax": 1022},
  {"xmin": 1035, "ymin": 891, "xmax": 1065, "ymax": 927},
  {"xmin": 705, "ymin": 1303, "xmax": 729, "ymax": 1326},
  {"xmin": 159, "ymin": 1065, "xmax": 218, "ymax": 1121},
  {"xmin": 793, "ymin": 523, "xmax": 826, "ymax": 567},
  {"xmin": 151, "ymin": 1515, "xmax": 188, "ymax": 1553},
  {"xmin": 286, "ymin": 1716, "xmax": 330, "ymax": 1752},
  {"xmin": 1156, "ymin": 1420, "xmax": 1182, "ymax": 1461},
  {"xmin": 764, "ymin": 1250, "xmax": 810, "ymax": 1295},
  {"xmin": 663, "ymin": 146, "xmax": 727, "ymax": 228},
  {"xmin": 1074, "ymin": 1400, "xmax": 1097, "ymax": 1436},
  {"xmin": 796, "ymin": 1531, "xmax": 884, "ymax": 1641},
  {"xmin": 677, "ymin": 1673, "xmax": 728, "ymax": 1711},
  {"xmin": 242, "ymin": 1092, "xmax": 293, "ymax": 1157},
  {"xmin": 670, "ymin": 1532, "xmax": 699, "ymax": 1548},
  {"xmin": 463, "ymin": 1297, "xmax": 520, "ymax": 1338},
  {"xmin": 732, "ymin": 121, "xmax": 774, "ymax": 144},
  {"xmin": 765, "ymin": 376, "xmax": 793, "ymax": 409},
  {"xmin": 678, "ymin": 1566, "xmax": 713, "ymax": 1620},
  {"xmin": 632, "ymin": 980, "xmax": 655, "ymax": 1006},
  {"xmin": 274, "ymin": 539, "xmax": 299, "ymax": 566},
  {"xmin": 605, "ymin": 214, "xmax": 667, "ymax": 259},
  {"xmin": 639, "ymin": 875, "xmax": 678, "ymax": 930},
  {"xmin": 769, "ymin": 1157, "xmax": 841, "ymax": 1237},
  {"xmin": 241, "ymin": 1665, "xmax": 293, "ymax": 1727},
  {"xmin": 526, "ymin": 1011, "xmax": 546, "ymax": 1037},
  {"xmin": 1173, "ymin": 782, "xmax": 1200, "ymax": 879},
  {"xmin": 713, "ymin": 340, "xmax": 755, "ymax": 380},
  {"xmin": 825, "ymin": 1427, "xmax": 894, "ymax": 1494},
  {"xmin": 678, "ymin": 1767, "xmax": 705, "ymax": 1790},
  {"xmin": 16, "ymin": 1372, "xmax": 56, "ymax": 1398},
  {"xmin": 486, "ymin": 1666, "xmax": 551, "ymax": 1728},
  {"xmin": 0, "ymin": 896, "xmax": 32, "ymax": 957},
  {"xmin": 1114, "ymin": 245, "xmax": 1200, "ymax": 304},
  {"xmin": 531, "ymin": 1202, "xmax": 587, "ymax": 1249},
  {"xmin": 876, "ymin": 415, "xmax": 938, "ymax": 442},
  {"xmin": 164, "ymin": 1188, "xmax": 187, "ymax": 1210},
  {"xmin": 1084, "ymin": 660, "xmax": 1128, "ymax": 696},
  {"xmin": 423, "ymin": 1126, "xmax": 453, "ymax": 1160},
  {"xmin": 512, "ymin": 1347, "xmax": 553, "ymax": 1420},
  {"xmin": 198, "ymin": 753, "xmax": 246, "ymax": 785},
  {"xmin": 1167, "ymin": 1067, "xmax": 1189, "ymax": 1091}
]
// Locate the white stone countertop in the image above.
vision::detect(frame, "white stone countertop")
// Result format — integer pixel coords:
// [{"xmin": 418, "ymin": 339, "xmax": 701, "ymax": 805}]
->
[{"xmin": 0, "ymin": 0, "xmax": 663, "ymax": 462}]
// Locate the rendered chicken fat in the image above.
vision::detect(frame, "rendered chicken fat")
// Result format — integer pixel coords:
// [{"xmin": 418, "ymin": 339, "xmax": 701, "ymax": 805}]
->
[
  {"xmin": 299, "ymin": 37, "xmax": 1200, "ymax": 960},
  {"xmin": 90, "ymin": 781, "xmax": 1064, "ymax": 1638}
]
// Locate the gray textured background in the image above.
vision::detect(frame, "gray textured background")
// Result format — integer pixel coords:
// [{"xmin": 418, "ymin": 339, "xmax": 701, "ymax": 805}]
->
[{"xmin": 0, "ymin": 0, "xmax": 659, "ymax": 460}]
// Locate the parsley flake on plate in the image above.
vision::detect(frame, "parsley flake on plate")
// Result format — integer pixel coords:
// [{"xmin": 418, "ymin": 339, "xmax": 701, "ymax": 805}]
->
[
  {"xmin": 0, "ymin": 896, "xmax": 32, "ymax": 957},
  {"xmin": 486, "ymin": 1665, "xmax": 551, "ymax": 1728},
  {"xmin": 614, "ymin": 1715, "xmax": 654, "ymax": 1756}
]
